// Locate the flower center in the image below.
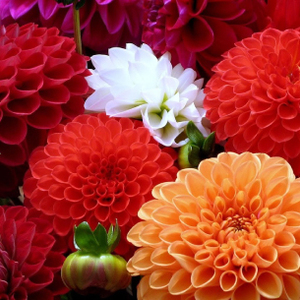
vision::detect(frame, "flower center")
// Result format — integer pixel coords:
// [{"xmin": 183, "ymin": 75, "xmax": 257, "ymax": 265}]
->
[{"xmin": 224, "ymin": 215, "xmax": 252, "ymax": 233}]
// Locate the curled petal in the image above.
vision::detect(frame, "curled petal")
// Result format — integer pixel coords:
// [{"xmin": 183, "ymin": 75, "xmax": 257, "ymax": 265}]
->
[{"xmin": 256, "ymin": 271, "xmax": 283, "ymax": 299}]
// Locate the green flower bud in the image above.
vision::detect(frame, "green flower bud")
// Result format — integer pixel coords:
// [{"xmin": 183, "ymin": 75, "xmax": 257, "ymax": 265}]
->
[{"xmin": 61, "ymin": 221, "xmax": 131, "ymax": 297}]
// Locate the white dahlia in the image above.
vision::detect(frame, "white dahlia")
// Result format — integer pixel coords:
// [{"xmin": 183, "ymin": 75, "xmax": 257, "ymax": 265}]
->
[{"xmin": 84, "ymin": 43, "xmax": 209, "ymax": 147}]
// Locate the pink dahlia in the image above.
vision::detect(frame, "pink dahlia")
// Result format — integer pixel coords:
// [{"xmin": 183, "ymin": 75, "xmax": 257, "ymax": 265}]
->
[
  {"xmin": 0, "ymin": 205, "xmax": 69, "ymax": 299},
  {"xmin": 142, "ymin": 0, "xmax": 269, "ymax": 79},
  {"xmin": 23, "ymin": 113, "xmax": 178, "ymax": 259},
  {"xmin": 204, "ymin": 27, "xmax": 300, "ymax": 176},
  {"xmin": 0, "ymin": 0, "xmax": 143, "ymax": 53},
  {"xmin": 0, "ymin": 22, "xmax": 89, "ymax": 196}
]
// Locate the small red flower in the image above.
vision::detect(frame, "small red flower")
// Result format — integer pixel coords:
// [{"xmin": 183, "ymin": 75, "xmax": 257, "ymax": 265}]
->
[
  {"xmin": 23, "ymin": 113, "xmax": 178, "ymax": 259},
  {"xmin": 204, "ymin": 27, "xmax": 300, "ymax": 176},
  {"xmin": 0, "ymin": 22, "xmax": 89, "ymax": 197},
  {"xmin": 0, "ymin": 205, "xmax": 68, "ymax": 299},
  {"xmin": 142, "ymin": 0, "xmax": 269, "ymax": 79}
]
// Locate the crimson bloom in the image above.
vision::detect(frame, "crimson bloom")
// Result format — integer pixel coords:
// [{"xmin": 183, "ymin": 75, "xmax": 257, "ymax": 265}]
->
[
  {"xmin": 0, "ymin": 22, "xmax": 89, "ymax": 197},
  {"xmin": 204, "ymin": 27, "xmax": 300, "ymax": 176},
  {"xmin": 0, "ymin": 205, "xmax": 68, "ymax": 299},
  {"xmin": 23, "ymin": 113, "xmax": 178, "ymax": 259},
  {"xmin": 0, "ymin": 0, "xmax": 143, "ymax": 53},
  {"xmin": 142, "ymin": 0, "xmax": 269, "ymax": 79}
]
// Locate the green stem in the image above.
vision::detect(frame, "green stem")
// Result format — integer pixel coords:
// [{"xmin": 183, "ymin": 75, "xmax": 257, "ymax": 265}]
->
[{"xmin": 73, "ymin": 0, "xmax": 82, "ymax": 55}]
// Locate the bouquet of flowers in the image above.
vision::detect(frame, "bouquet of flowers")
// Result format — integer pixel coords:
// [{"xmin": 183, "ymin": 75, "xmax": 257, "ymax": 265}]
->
[{"xmin": 1, "ymin": 0, "xmax": 300, "ymax": 299}]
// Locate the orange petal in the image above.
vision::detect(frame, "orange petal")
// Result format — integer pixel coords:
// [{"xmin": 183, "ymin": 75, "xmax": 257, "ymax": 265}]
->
[
  {"xmin": 138, "ymin": 200, "xmax": 165, "ymax": 220},
  {"xmin": 232, "ymin": 249, "xmax": 248, "ymax": 266},
  {"xmin": 221, "ymin": 178, "xmax": 236, "ymax": 201},
  {"xmin": 195, "ymin": 249, "xmax": 215, "ymax": 265},
  {"xmin": 234, "ymin": 160, "xmax": 259, "ymax": 190},
  {"xmin": 168, "ymin": 269, "xmax": 194, "ymax": 295},
  {"xmin": 264, "ymin": 176, "xmax": 290, "ymax": 198},
  {"xmin": 168, "ymin": 241, "xmax": 198, "ymax": 273},
  {"xmin": 191, "ymin": 265, "xmax": 220, "ymax": 288},
  {"xmin": 274, "ymin": 231, "xmax": 295, "ymax": 254},
  {"xmin": 130, "ymin": 247, "xmax": 156, "ymax": 273},
  {"xmin": 149, "ymin": 270, "xmax": 173, "ymax": 289},
  {"xmin": 256, "ymin": 271, "xmax": 283, "ymax": 298},
  {"xmin": 150, "ymin": 247, "xmax": 180, "ymax": 268},
  {"xmin": 245, "ymin": 179, "xmax": 262, "ymax": 200},
  {"xmin": 252, "ymin": 246, "xmax": 278, "ymax": 268},
  {"xmin": 179, "ymin": 213, "xmax": 200, "ymax": 229},
  {"xmin": 267, "ymin": 214, "xmax": 287, "ymax": 232},
  {"xmin": 185, "ymin": 170, "xmax": 206, "ymax": 197},
  {"xmin": 232, "ymin": 283, "xmax": 260, "ymax": 300},
  {"xmin": 258, "ymin": 228, "xmax": 275, "ymax": 247},
  {"xmin": 239, "ymin": 262, "xmax": 258, "ymax": 283},
  {"xmin": 282, "ymin": 274, "xmax": 300, "ymax": 300},
  {"xmin": 211, "ymin": 162, "xmax": 233, "ymax": 187},
  {"xmin": 127, "ymin": 221, "xmax": 149, "ymax": 246},
  {"xmin": 214, "ymin": 253, "xmax": 233, "ymax": 271},
  {"xmin": 159, "ymin": 224, "xmax": 183, "ymax": 244},
  {"xmin": 139, "ymin": 223, "xmax": 164, "ymax": 247},
  {"xmin": 151, "ymin": 206, "xmax": 180, "ymax": 226},
  {"xmin": 160, "ymin": 182, "xmax": 189, "ymax": 203},
  {"xmin": 172, "ymin": 195, "xmax": 198, "ymax": 215},
  {"xmin": 269, "ymin": 250, "xmax": 300, "ymax": 273},
  {"xmin": 181, "ymin": 229, "xmax": 206, "ymax": 252},
  {"xmin": 284, "ymin": 211, "xmax": 300, "ymax": 233},
  {"xmin": 195, "ymin": 285, "xmax": 232, "ymax": 300},
  {"xmin": 198, "ymin": 158, "xmax": 218, "ymax": 181},
  {"xmin": 220, "ymin": 270, "xmax": 240, "ymax": 292}
]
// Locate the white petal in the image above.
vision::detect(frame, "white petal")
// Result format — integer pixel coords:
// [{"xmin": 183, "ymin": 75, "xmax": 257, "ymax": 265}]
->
[
  {"xmin": 158, "ymin": 76, "xmax": 179, "ymax": 98},
  {"xmin": 177, "ymin": 68, "xmax": 197, "ymax": 92},
  {"xmin": 90, "ymin": 54, "xmax": 112, "ymax": 71},
  {"xmin": 84, "ymin": 88, "xmax": 113, "ymax": 111}
]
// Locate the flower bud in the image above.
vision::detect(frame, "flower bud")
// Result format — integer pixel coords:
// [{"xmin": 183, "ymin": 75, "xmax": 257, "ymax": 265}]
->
[
  {"xmin": 61, "ymin": 221, "xmax": 131, "ymax": 297},
  {"xmin": 62, "ymin": 252, "xmax": 131, "ymax": 297}
]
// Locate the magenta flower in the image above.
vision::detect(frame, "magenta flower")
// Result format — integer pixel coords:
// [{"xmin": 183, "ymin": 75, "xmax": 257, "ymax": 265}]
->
[
  {"xmin": 0, "ymin": 0, "xmax": 143, "ymax": 53},
  {"xmin": 142, "ymin": 0, "xmax": 269, "ymax": 79}
]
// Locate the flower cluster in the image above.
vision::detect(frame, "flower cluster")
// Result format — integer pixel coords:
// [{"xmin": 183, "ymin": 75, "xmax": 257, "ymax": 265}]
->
[
  {"xmin": 23, "ymin": 113, "xmax": 178, "ymax": 259},
  {"xmin": 127, "ymin": 152, "xmax": 300, "ymax": 300},
  {"xmin": 0, "ymin": 22, "xmax": 89, "ymax": 196},
  {"xmin": 84, "ymin": 43, "xmax": 209, "ymax": 147},
  {"xmin": 0, "ymin": 205, "xmax": 68, "ymax": 299},
  {"xmin": 0, "ymin": 0, "xmax": 143, "ymax": 53},
  {"xmin": 204, "ymin": 27, "xmax": 300, "ymax": 176}
]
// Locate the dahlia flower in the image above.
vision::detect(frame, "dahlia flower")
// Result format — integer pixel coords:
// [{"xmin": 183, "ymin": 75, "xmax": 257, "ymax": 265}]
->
[
  {"xmin": 0, "ymin": 0, "xmax": 143, "ymax": 53},
  {"xmin": 23, "ymin": 113, "xmax": 178, "ymax": 259},
  {"xmin": 0, "ymin": 22, "xmax": 89, "ymax": 196},
  {"xmin": 0, "ymin": 205, "xmax": 68, "ymax": 299},
  {"xmin": 204, "ymin": 27, "xmax": 300, "ymax": 176},
  {"xmin": 127, "ymin": 152, "xmax": 300, "ymax": 300},
  {"xmin": 84, "ymin": 43, "xmax": 209, "ymax": 147},
  {"xmin": 142, "ymin": 0, "xmax": 269, "ymax": 79}
]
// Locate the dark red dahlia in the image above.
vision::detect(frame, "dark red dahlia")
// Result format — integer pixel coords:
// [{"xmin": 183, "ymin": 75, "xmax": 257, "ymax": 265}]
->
[
  {"xmin": 0, "ymin": 22, "xmax": 89, "ymax": 197},
  {"xmin": 0, "ymin": 205, "xmax": 69, "ymax": 299},
  {"xmin": 142, "ymin": 0, "xmax": 269, "ymax": 79},
  {"xmin": 23, "ymin": 113, "xmax": 178, "ymax": 259}
]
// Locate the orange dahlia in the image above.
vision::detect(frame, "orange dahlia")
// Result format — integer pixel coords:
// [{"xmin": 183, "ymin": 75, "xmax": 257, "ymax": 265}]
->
[
  {"xmin": 23, "ymin": 113, "xmax": 178, "ymax": 259},
  {"xmin": 127, "ymin": 152, "xmax": 300, "ymax": 300},
  {"xmin": 204, "ymin": 27, "xmax": 300, "ymax": 176}
]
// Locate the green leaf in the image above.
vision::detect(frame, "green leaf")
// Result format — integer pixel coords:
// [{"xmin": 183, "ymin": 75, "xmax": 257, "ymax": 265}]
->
[
  {"xmin": 107, "ymin": 220, "xmax": 121, "ymax": 253},
  {"xmin": 202, "ymin": 132, "xmax": 215, "ymax": 156},
  {"xmin": 188, "ymin": 144, "xmax": 201, "ymax": 167},
  {"xmin": 74, "ymin": 222, "xmax": 103, "ymax": 253},
  {"xmin": 186, "ymin": 121, "xmax": 205, "ymax": 146}
]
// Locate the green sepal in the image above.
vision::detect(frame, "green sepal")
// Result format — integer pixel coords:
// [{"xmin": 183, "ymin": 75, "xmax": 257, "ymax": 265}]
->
[
  {"xmin": 178, "ymin": 142, "xmax": 193, "ymax": 169},
  {"xmin": 55, "ymin": 0, "xmax": 85, "ymax": 9},
  {"xmin": 188, "ymin": 144, "xmax": 201, "ymax": 167},
  {"xmin": 75, "ymin": 0, "xmax": 85, "ymax": 9},
  {"xmin": 186, "ymin": 121, "xmax": 205, "ymax": 146},
  {"xmin": 74, "ymin": 222, "xmax": 103, "ymax": 254},
  {"xmin": 107, "ymin": 220, "xmax": 121, "ymax": 253},
  {"xmin": 73, "ymin": 221, "xmax": 122, "ymax": 255},
  {"xmin": 202, "ymin": 132, "xmax": 215, "ymax": 156}
]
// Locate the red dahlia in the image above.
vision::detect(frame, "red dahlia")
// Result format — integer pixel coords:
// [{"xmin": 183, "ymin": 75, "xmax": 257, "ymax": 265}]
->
[
  {"xmin": 23, "ymin": 113, "xmax": 178, "ymax": 259},
  {"xmin": 142, "ymin": 0, "xmax": 269, "ymax": 79},
  {"xmin": 204, "ymin": 27, "xmax": 300, "ymax": 176},
  {"xmin": 0, "ymin": 22, "xmax": 89, "ymax": 197},
  {"xmin": 0, "ymin": 205, "xmax": 68, "ymax": 299}
]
